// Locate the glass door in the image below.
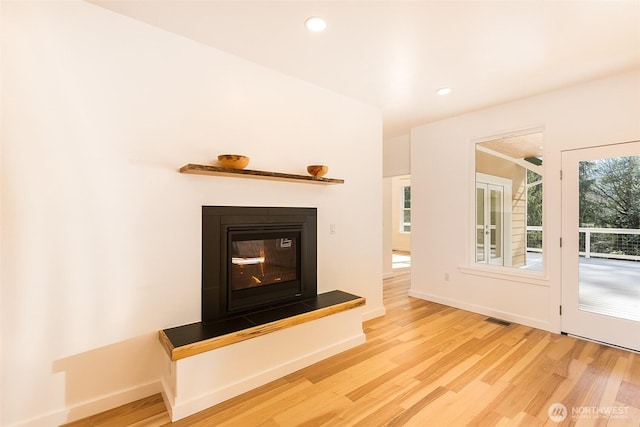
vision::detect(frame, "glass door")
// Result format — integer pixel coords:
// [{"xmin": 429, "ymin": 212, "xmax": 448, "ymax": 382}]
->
[
  {"xmin": 561, "ymin": 142, "xmax": 640, "ymax": 351},
  {"xmin": 476, "ymin": 179, "xmax": 507, "ymax": 266},
  {"xmin": 488, "ymin": 184, "xmax": 504, "ymax": 265},
  {"xmin": 476, "ymin": 184, "xmax": 487, "ymax": 263}
]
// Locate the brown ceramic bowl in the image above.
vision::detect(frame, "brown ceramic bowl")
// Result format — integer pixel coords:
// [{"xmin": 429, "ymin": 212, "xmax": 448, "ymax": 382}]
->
[
  {"xmin": 217, "ymin": 154, "xmax": 250, "ymax": 169},
  {"xmin": 307, "ymin": 165, "xmax": 328, "ymax": 177}
]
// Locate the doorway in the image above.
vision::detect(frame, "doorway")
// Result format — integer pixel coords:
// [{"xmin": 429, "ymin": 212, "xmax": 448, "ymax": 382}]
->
[
  {"xmin": 390, "ymin": 175, "xmax": 411, "ymax": 269},
  {"xmin": 561, "ymin": 142, "xmax": 640, "ymax": 351}
]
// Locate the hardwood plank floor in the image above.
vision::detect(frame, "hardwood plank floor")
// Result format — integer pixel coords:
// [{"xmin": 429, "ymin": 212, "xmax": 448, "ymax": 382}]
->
[{"xmin": 68, "ymin": 268, "xmax": 640, "ymax": 426}]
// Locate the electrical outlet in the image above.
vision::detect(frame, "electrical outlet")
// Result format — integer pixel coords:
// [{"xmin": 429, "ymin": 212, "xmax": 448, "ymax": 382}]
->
[
  {"xmin": 330, "ymin": 224, "xmax": 336, "ymax": 234},
  {"xmin": 444, "ymin": 272, "xmax": 450, "ymax": 281}
]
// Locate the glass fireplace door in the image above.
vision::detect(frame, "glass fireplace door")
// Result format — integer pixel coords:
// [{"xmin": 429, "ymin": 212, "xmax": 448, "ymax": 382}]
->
[{"xmin": 227, "ymin": 228, "xmax": 302, "ymax": 313}]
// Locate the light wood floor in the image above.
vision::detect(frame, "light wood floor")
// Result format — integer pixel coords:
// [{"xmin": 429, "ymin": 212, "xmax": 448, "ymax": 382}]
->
[{"xmin": 67, "ymin": 269, "xmax": 640, "ymax": 426}]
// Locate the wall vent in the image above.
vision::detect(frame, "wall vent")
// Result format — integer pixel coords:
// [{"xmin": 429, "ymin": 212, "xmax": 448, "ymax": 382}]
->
[{"xmin": 485, "ymin": 317, "xmax": 512, "ymax": 327}]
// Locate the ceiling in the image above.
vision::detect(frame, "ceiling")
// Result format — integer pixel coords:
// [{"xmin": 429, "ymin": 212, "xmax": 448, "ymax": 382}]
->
[
  {"xmin": 89, "ymin": 1, "xmax": 640, "ymax": 139},
  {"xmin": 479, "ymin": 132, "xmax": 543, "ymax": 159}
]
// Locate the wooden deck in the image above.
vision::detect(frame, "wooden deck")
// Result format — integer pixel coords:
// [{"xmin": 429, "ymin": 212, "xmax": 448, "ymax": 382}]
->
[
  {"xmin": 526, "ymin": 252, "xmax": 640, "ymax": 322},
  {"xmin": 579, "ymin": 257, "xmax": 640, "ymax": 322},
  {"xmin": 66, "ymin": 269, "xmax": 640, "ymax": 426}
]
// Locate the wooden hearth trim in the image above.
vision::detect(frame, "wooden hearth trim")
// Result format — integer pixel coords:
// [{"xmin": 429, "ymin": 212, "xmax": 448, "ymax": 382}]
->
[{"xmin": 159, "ymin": 293, "xmax": 365, "ymax": 361}]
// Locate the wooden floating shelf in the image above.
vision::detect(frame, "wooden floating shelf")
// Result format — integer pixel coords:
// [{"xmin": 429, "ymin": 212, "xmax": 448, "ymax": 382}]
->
[
  {"xmin": 159, "ymin": 290, "xmax": 365, "ymax": 361},
  {"xmin": 179, "ymin": 164, "xmax": 344, "ymax": 185}
]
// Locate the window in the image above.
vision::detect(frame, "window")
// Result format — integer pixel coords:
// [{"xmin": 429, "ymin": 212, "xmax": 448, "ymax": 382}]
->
[
  {"xmin": 401, "ymin": 186, "xmax": 411, "ymax": 232},
  {"xmin": 474, "ymin": 130, "xmax": 544, "ymax": 272}
]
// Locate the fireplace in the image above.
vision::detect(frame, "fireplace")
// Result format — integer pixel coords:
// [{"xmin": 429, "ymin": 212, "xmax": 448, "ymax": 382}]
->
[{"xmin": 201, "ymin": 206, "xmax": 317, "ymax": 323}]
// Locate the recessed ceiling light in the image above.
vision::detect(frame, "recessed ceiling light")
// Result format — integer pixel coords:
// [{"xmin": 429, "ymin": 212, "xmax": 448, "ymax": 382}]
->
[
  {"xmin": 305, "ymin": 17, "xmax": 327, "ymax": 32},
  {"xmin": 436, "ymin": 87, "xmax": 452, "ymax": 96}
]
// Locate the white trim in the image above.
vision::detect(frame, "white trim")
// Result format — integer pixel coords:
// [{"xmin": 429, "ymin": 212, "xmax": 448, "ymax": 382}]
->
[
  {"xmin": 472, "ymin": 126, "xmax": 546, "ymax": 145},
  {"xmin": 362, "ymin": 306, "xmax": 386, "ymax": 321},
  {"xmin": 408, "ymin": 289, "xmax": 554, "ymax": 332},
  {"xmin": 476, "ymin": 173, "xmax": 512, "ymax": 188},
  {"xmin": 6, "ymin": 381, "xmax": 163, "ymax": 427},
  {"xmin": 457, "ymin": 264, "xmax": 549, "ymax": 286}
]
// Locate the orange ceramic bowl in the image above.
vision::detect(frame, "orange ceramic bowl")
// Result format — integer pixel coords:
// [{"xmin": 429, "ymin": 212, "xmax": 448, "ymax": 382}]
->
[
  {"xmin": 217, "ymin": 154, "xmax": 250, "ymax": 169},
  {"xmin": 307, "ymin": 165, "xmax": 328, "ymax": 177}
]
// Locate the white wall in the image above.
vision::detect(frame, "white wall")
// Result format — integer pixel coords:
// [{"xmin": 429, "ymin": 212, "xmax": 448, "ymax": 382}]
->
[
  {"xmin": 383, "ymin": 134, "xmax": 410, "ymax": 177},
  {"xmin": 0, "ymin": 2, "xmax": 383, "ymax": 426},
  {"xmin": 410, "ymin": 70, "xmax": 640, "ymax": 333},
  {"xmin": 0, "ymin": 1, "xmax": 4, "ymax": 422}
]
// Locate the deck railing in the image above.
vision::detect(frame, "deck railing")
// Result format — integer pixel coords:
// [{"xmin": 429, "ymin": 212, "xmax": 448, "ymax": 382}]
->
[
  {"xmin": 526, "ymin": 226, "xmax": 640, "ymax": 262},
  {"xmin": 526, "ymin": 226, "xmax": 543, "ymax": 253},
  {"xmin": 578, "ymin": 227, "xmax": 640, "ymax": 261}
]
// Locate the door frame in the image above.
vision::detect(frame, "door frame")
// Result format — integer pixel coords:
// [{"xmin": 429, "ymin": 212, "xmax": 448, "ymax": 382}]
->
[{"xmin": 561, "ymin": 142, "xmax": 640, "ymax": 351}]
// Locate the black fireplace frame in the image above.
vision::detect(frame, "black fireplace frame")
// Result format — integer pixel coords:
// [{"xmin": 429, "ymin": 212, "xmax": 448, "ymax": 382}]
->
[{"xmin": 202, "ymin": 206, "xmax": 317, "ymax": 323}]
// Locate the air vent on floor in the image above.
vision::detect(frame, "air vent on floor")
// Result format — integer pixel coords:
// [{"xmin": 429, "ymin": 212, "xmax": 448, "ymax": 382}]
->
[{"xmin": 485, "ymin": 317, "xmax": 512, "ymax": 327}]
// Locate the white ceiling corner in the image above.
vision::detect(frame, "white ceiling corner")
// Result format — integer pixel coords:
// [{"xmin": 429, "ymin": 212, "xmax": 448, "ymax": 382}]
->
[{"xmin": 88, "ymin": 0, "xmax": 640, "ymax": 139}]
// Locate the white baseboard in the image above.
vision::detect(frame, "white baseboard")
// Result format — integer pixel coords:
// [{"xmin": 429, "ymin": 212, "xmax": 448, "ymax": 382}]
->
[
  {"xmin": 362, "ymin": 306, "xmax": 386, "ymax": 321},
  {"xmin": 159, "ymin": 377, "xmax": 176, "ymax": 421},
  {"xmin": 8, "ymin": 381, "xmax": 163, "ymax": 427},
  {"xmin": 408, "ymin": 289, "xmax": 551, "ymax": 332}
]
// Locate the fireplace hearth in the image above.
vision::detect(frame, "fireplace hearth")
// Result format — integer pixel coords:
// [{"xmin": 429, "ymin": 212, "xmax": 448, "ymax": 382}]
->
[
  {"xmin": 202, "ymin": 206, "xmax": 317, "ymax": 323},
  {"xmin": 158, "ymin": 206, "xmax": 365, "ymax": 421}
]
